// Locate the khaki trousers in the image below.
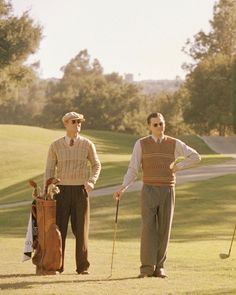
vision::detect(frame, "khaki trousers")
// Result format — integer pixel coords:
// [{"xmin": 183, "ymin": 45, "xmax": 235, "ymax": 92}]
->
[
  {"xmin": 140, "ymin": 184, "xmax": 175, "ymax": 275},
  {"xmin": 55, "ymin": 185, "xmax": 90, "ymax": 273}
]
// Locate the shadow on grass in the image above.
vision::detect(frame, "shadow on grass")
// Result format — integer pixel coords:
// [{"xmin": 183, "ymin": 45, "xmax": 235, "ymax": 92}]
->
[
  {"xmin": 193, "ymin": 289, "xmax": 236, "ymax": 295},
  {"xmin": 0, "ymin": 274, "xmax": 37, "ymax": 278},
  {"xmin": 177, "ymin": 135, "xmax": 216, "ymax": 155},
  {"xmin": 0, "ymin": 275, "xmax": 138, "ymax": 290},
  {"xmin": 0, "ymin": 161, "xmax": 129, "ymax": 205},
  {"xmin": 92, "ymin": 173, "xmax": 236, "ymax": 242},
  {"xmin": 95, "ymin": 161, "xmax": 129, "ymax": 188},
  {"xmin": 1, "ymin": 174, "xmax": 236, "ymax": 242},
  {"xmin": 87, "ymin": 131, "xmax": 215, "ymax": 155},
  {"xmin": 83, "ymin": 130, "xmax": 137, "ymax": 155},
  {"xmin": 0, "ymin": 174, "xmax": 44, "ymax": 205}
]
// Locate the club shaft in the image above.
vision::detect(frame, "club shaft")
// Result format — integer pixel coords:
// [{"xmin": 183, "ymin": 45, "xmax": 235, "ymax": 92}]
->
[
  {"xmin": 228, "ymin": 225, "xmax": 236, "ymax": 256},
  {"xmin": 110, "ymin": 223, "xmax": 118, "ymax": 275},
  {"xmin": 110, "ymin": 199, "xmax": 120, "ymax": 276},
  {"xmin": 115, "ymin": 199, "xmax": 120, "ymax": 223}
]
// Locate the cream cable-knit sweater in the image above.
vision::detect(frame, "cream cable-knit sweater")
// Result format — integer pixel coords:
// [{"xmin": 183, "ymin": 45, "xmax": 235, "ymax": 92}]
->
[{"xmin": 44, "ymin": 136, "xmax": 101, "ymax": 186}]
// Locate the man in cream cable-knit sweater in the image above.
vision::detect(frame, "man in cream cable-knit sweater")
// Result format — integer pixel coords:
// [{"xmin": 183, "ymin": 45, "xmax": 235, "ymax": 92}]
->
[{"xmin": 44, "ymin": 111, "xmax": 101, "ymax": 275}]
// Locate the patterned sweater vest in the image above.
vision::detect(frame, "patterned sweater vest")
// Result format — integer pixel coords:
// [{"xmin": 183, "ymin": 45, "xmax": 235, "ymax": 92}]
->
[{"xmin": 140, "ymin": 135, "xmax": 176, "ymax": 186}]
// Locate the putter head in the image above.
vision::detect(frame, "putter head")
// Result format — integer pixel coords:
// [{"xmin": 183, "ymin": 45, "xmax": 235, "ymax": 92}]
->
[{"xmin": 219, "ymin": 253, "xmax": 230, "ymax": 259}]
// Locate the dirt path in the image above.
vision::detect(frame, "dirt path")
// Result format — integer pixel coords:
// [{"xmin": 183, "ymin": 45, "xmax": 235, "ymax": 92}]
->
[{"xmin": 201, "ymin": 135, "xmax": 236, "ymax": 157}]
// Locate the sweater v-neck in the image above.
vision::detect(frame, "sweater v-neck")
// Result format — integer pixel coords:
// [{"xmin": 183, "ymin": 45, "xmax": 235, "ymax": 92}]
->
[
  {"xmin": 150, "ymin": 134, "xmax": 166, "ymax": 144},
  {"xmin": 63, "ymin": 136, "xmax": 80, "ymax": 148}
]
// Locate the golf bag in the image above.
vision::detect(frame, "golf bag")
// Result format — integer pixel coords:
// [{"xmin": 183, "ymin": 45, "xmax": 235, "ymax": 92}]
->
[
  {"xmin": 29, "ymin": 178, "xmax": 62, "ymax": 275},
  {"xmin": 32, "ymin": 198, "xmax": 62, "ymax": 275}
]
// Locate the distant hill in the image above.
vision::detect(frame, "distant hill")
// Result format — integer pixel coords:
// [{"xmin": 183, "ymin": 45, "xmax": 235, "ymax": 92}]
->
[{"xmin": 135, "ymin": 78, "xmax": 183, "ymax": 95}]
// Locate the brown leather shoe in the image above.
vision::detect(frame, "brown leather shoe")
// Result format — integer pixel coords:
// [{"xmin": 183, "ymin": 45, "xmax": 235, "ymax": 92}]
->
[
  {"xmin": 153, "ymin": 268, "xmax": 168, "ymax": 278},
  {"xmin": 138, "ymin": 273, "xmax": 152, "ymax": 278},
  {"xmin": 58, "ymin": 267, "xmax": 64, "ymax": 273},
  {"xmin": 77, "ymin": 270, "xmax": 90, "ymax": 275}
]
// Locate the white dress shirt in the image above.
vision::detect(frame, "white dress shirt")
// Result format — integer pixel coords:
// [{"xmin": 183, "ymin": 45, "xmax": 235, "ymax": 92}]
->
[
  {"xmin": 65, "ymin": 134, "xmax": 80, "ymax": 145},
  {"xmin": 122, "ymin": 134, "xmax": 201, "ymax": 189}
]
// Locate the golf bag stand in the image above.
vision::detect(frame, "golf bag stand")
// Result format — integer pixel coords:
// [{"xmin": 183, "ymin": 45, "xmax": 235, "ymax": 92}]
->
[{"xmin": 32, "ymin": 198, "xmax": 62, "ymax": 275}]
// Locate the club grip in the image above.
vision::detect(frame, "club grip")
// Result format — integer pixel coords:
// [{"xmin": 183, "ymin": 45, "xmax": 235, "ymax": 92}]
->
[{"xmin": 115, "ymin": 199, "xmax": 120, "ymax": 223}]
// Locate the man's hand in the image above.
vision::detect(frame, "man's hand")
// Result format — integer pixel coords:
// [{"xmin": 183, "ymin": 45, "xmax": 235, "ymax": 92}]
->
[
  {"xmin": 170, "ymin": 162, "xmax": 178, "ymax": 173},
  {"xmin": 113, "ymin": 187, "xmax": 126, "ymax": 201},
  {"xmin": 84, "ymin": 181, "xmax": 94, "ymax": 193}
]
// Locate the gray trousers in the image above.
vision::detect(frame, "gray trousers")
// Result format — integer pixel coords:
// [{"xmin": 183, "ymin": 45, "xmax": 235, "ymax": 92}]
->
[{"xmin": 140, "ymin": 184, "xmax": 175, "ymax": 275}]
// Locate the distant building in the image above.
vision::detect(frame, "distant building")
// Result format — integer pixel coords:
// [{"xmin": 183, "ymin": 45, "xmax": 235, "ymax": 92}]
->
[
  {"xmin": 124, "ymin": 73, "xmax": 134, "ymax": 83},
  {"xmin": 134, "ymin": 79, "xmax": 183, "ymax": 95}
]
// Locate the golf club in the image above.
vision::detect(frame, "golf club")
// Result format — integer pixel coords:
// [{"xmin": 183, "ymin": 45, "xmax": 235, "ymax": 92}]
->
[
  {"xmin": 107, "ymin": 198, "xmax": 120, "ymax": 279},
  {"xmin": 219, "ymin": 224, "xmax": 236, "ymax": 259}
]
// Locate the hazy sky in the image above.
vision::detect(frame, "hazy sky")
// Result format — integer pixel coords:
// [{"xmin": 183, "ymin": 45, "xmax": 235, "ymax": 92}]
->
[{"xmin": 12, "ymin": 0, "xmax": 216, "ymax": 80}]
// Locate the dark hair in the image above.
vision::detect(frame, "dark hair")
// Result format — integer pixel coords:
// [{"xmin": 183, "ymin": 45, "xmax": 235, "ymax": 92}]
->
[{"xmin": 146, "ymin": 112, "xmax": 165, "ymax": 125}]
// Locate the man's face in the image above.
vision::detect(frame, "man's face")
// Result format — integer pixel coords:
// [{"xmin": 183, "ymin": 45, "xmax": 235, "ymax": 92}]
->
[
  {"xmin": 148, "ymin": 116, "xmax": 165, "ymax": 137},
  {"xmin": 64, "ymin": 119, "xmax": 82, "ymax": 134}
]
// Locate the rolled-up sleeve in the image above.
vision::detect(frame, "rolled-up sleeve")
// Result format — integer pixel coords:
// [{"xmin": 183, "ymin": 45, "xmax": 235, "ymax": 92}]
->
[
  {"xmin": 175, "ymin": 139, "xmax": 201, "ymax": 170},
  {"xmin": 122, "ymin": 140, "xmax": 142, "ymax": 189},
  {"xmin": 87, "ymin": 142, "xmax": 101, "ymax": 184},
  {"xmin": 44, "ymin": 144, "xmax": 57, "ymax": 185}
]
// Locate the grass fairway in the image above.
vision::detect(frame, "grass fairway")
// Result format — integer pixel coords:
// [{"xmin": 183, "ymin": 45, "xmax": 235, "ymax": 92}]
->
[
  {"xmin": 1, "ymin": 174, "xmax": 236, "ymax": 294},
  {"xmin": 0, "ymin": 124, "xmax": 232, "ymax": 206},
  {"xmin": 0, "ymin": 125, "xmax": 137, "ymax": 205}
]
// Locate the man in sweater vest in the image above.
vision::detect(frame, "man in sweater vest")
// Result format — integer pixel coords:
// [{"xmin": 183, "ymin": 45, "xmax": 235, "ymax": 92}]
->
[
  {"xmin": 113, "ymin": 112, "xmax": 201, "ymax": 278},
  {"xmin": 44, "ymin": 111, "xmax": 101, "ymax": 274}
]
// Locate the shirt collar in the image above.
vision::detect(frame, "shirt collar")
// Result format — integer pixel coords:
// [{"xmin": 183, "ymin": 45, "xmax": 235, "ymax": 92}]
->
[
  {"xmin": 65, "ymin": 134, "xmax": 80, "ymax": 145},
  {"xmin": 151, "ymin": 134, "xmax": 165, "ymax": 143}
]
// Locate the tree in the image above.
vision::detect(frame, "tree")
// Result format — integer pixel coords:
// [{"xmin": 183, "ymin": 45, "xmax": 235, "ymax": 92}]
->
[
  {"xmin": 42, "ymin": 49, "xmax": 143, "ymax": 133},
  {"xmin": 182, "ymin": 0, "xmax": 236, "ymax": 135},
  {"xmin": 183, "ymin": 0, "xmax": 236, "ymax": 64},
  {"xmin": 183, "ymin": 54, "xmax": 232, "ymax": 135},
  {"xmin": 0, "ymin": 0, "xmax": 42, "ymax": 106},
  {"xmin": 0, "ymin": 0, "xmax": 42, "ymax": 68}
]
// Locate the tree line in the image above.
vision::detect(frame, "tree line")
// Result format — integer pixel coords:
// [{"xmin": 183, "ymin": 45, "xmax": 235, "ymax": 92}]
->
[{"xmin": 0, "ymin": 0, "xmax": 235, "ymax": 136}]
